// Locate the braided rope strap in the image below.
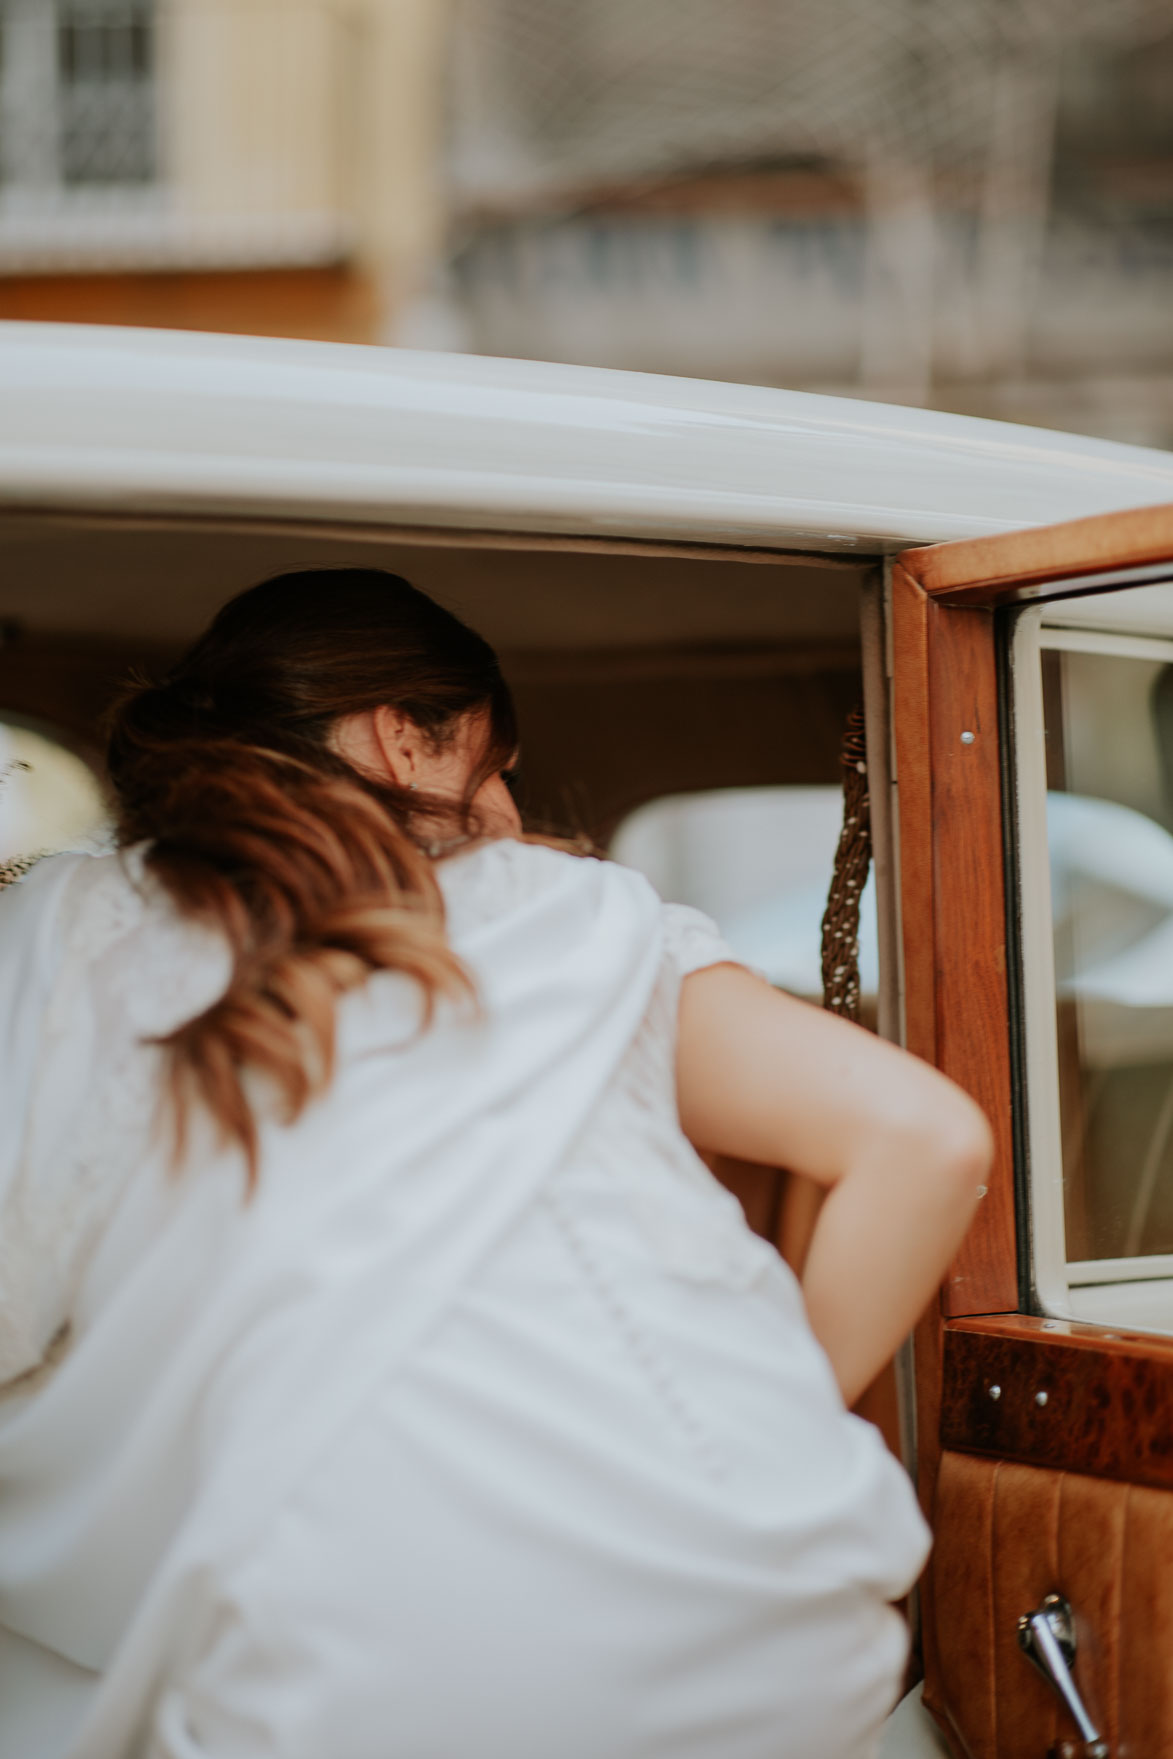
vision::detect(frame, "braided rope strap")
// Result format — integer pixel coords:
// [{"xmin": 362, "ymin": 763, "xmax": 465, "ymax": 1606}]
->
[
  {"xmin": 0, "ymin": 851, "xmax": 44, "ymax": 891},
  {"xmin": 820, "ymin": 703, "xmax": 871, "ymax": 1022}
]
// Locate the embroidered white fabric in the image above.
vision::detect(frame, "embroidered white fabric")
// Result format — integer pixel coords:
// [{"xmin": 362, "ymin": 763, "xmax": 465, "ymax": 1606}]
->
[
  {"xmin": 0, "ymin": 851, "xmax": 228, "ymax": 1385},
  {"xmin": 0, "ymin": 840, "xmax": 928, "ymax": 1759}
]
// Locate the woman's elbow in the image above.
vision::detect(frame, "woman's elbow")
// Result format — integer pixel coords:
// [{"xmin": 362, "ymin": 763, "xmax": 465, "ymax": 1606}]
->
[
  {"xmin": 944, "ymin": 1086, "xmax": 994, "ymax": 1172},
  {"xmin": 869, "ymin": 1072, "xmax": 994, "ymax": 1199},
  {"xmin": 907, "ymin": 1083, "xmax": 995, "ymax": 1205}
]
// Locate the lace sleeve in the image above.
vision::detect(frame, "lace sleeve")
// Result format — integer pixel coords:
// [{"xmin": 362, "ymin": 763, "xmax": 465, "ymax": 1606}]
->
[
  {"xmin": 0, "ymin": 850, "xmax": 228, "ymax": 1388},
  {"xmin": 660, "ymin": 903, "xmax": 739, "ymax": 979}
]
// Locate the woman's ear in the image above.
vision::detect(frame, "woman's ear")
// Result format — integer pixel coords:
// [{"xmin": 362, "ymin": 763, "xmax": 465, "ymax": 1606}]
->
[
  {"xmin": 370, "ymin": 705, "xmax": 420, "ymax": 789},
  {"xmin": 331, "ymin": 707, "xmax": 417, "ymax": 787}
]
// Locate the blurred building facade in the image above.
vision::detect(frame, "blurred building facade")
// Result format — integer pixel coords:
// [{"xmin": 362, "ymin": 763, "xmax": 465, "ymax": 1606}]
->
[
  {"xmin": 0, "ymin": 0, "xmax": 445, "ymax": 340},
  {"xmin": 2, "ymin": 0, "xmax": 1172, "ymax": 449},
  {"xmin": 424, "ymin": 0, "xmax": 1173, "ymax": 448}
]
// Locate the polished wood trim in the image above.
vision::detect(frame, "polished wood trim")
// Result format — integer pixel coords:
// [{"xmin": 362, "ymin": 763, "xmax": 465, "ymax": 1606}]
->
[
  {"xmin": 941, "ymin": 1315, "xmax": 1173, "ymax": 1490},
  {"xmin": 900, "ymin": 501, "xmax": 1173, "ymax": 607},
  {"xmin": 895, "ymin": 554, "xmax": 1021, "ymax": 1704},
  {"xmin": 891, "ymin": 563, "xmax": 1017, "ymax": 1316},
  {"xmin": 927, "ymin": 592, "xmax": 1016, "ymax": 1317},
  {"xmin": 892, "ymin": 565, "xmax": 936, "ymax": 1065},
  {"xmin": 952, "ymin": 1310, "xmax": 1173, "ymax": 1363}
]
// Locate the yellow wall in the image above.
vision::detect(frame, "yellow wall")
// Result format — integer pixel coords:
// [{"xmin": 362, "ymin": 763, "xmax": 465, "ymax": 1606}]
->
[
  {"xmin": 0, "ymin": 0, "xmax": 451, "ymax": 345},
  {"xmin": 354, "ymin": 0, "xmax": 450, "ymax": 328}
]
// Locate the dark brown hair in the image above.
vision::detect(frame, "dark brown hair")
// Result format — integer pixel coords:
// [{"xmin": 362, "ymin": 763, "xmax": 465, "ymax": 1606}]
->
[{"xmin": 106, "ymin": 568, "xmax": 517, "ymax": 1182}]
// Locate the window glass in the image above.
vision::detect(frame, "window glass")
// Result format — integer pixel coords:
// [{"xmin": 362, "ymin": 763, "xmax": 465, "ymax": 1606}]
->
[
  {"xmin": 611, "ymin": 785, "xmax": 876, "ymax": 1008},
  {"xmin": 1043, "ymin": 641, "xmax": 1173, "ymax": 1263},
  {"xmin": 0, "ymin": 0, "xmax": 156, "ymax": 193},
  {"xmin": 0, "ymin": 720, "xmax": 108, "ymax": 864},
  {"xmin": 57, "ymin": 0, "xmax": 156, "ymax": 186}
]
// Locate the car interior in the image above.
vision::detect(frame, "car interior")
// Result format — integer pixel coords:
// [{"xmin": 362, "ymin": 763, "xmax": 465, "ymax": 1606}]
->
[
  {"xmin": 0, "ymin": 511, "xmax": 869, "ymax": 840},
  {"xmin": 0, "ymin": 509, "xmax": 908, "ymax": 1450},
  {"xmin": 1, "ymin": 514, "xmax": 890, "ymax": 1245}
]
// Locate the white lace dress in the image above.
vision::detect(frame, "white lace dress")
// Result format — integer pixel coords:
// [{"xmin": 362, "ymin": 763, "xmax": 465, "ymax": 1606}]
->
[{"xmin": 0, "ymin": 841, "xmax": 928, "ymax": 1759}]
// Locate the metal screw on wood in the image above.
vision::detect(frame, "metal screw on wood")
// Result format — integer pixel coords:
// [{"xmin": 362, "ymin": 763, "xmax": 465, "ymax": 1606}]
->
[
  {"xmin": 988, "ymin": 1384, "xmax": 1002, "ymax": 1401},
  {"xmin": 960, "ymin": 730, "xmax": 976, "ymax": 744},
  {"xmin": 1035, "ymin": 1390, "xmax": 1049, "ymax": 1407}
]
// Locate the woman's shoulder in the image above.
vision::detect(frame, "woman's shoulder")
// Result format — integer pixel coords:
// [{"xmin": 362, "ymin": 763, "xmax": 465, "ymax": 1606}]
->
[
  {"xmin": 658, "ymin": 902, "xmax": 739, "ymax": 980},
  {"xmin": 0, "ymin": 845, "xmax": 94, "ymax": 900},
  {"xmin": 0, "ymin": 848, "xmax": 105, "ymax": 975},
  {"xmin": 438, "ymin": 838, "xmax": 652, "ymax": 931},
  {"xmin": 438, "ymin": 840, "xmax": 736, "ymax": 979},
  {"xmin": 1, "ymin": 845, "xmax": 228, "ymax": 1034},
  {"xmin": 1, "ymin": 845, "xmax": 146, "ymax": 955}
]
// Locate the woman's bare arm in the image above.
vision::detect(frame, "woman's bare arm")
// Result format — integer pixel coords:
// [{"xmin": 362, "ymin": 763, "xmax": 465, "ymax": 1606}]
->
[{"xmin": 676, "ymin": 965, "xmax": 993, "ymax": 1406}]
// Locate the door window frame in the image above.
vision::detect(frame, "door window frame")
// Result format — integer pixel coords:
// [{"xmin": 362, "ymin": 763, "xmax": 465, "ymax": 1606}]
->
[
  {"xmin": 1010, "ymin": 587, "xmax": 1173, "ymax": 1328},
  {"xmin": 891, "ymin": 505, "xmax": 1173, "ymax": 1751}
]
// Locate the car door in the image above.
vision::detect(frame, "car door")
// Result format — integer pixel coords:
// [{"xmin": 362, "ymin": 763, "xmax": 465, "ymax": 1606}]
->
[{"xmin": 891, "ymin": 503, "xmax": 1173, "ymax": 1759}]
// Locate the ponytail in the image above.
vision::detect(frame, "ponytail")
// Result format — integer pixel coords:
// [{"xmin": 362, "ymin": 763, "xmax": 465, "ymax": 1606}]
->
[{"xmin": 105, "ymin": 570, "xmax": 516, "ymax": 1185}]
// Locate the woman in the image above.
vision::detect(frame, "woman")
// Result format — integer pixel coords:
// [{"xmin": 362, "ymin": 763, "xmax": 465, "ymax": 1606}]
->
[{"xmin": 0, "ymin": 570, "xmax": 990, "ymax": 1759}]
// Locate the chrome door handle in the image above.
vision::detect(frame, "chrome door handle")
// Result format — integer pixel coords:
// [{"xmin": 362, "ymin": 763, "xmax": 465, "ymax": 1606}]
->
[{"xmin": 1017, "ymin": 1594, "xmax": 1109, "ymax": 1758}]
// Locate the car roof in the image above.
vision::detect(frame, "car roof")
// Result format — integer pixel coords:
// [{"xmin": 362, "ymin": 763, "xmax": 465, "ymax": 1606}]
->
[{"xmin": 3, "ymin": 322, "xmax": 1173, "ymax": 554}]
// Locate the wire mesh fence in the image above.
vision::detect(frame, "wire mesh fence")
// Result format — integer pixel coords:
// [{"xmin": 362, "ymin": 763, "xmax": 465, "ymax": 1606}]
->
[
  {"xmin": 438, "ymin": 0, "xmax": 1173, "ymax": 400},
  {"xmin": 450, "ymin": 0, "xmax": 1173, "ymax": 208}
]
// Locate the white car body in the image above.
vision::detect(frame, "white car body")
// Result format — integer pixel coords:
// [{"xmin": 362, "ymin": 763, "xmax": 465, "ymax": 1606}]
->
[{"xmin": 3, "ymin": 322, "xmax": 1173, "ymax": 549}]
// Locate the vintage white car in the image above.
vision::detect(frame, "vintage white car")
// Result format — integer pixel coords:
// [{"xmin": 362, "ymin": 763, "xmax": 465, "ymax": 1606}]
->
[{"xmin": 5, "ymin": 321, "xmax": 1173, "ymax": 1757}]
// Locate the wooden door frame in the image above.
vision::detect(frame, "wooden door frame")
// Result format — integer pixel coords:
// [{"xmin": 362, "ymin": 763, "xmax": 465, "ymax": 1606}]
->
[{"xmin": 891, "ymin": 502, "xmax": 1173, "ymax": 1692}]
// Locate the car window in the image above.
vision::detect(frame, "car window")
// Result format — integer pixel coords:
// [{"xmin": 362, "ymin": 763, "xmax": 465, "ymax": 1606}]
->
[
  {"xmin": 610, "ymin": 785, "xmax": 875, "ymax": 1010},
  {"xmin": 0, "ymin": 719, "xmax": 109, "ymax": 866},
  {"xmin": 1043, "ymin": 642, "xmax": 1173, "ymax": 1263},
  {"xmin": 1014, "ymin": 602, "xmax": 1173, "ymax": 1332}
]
